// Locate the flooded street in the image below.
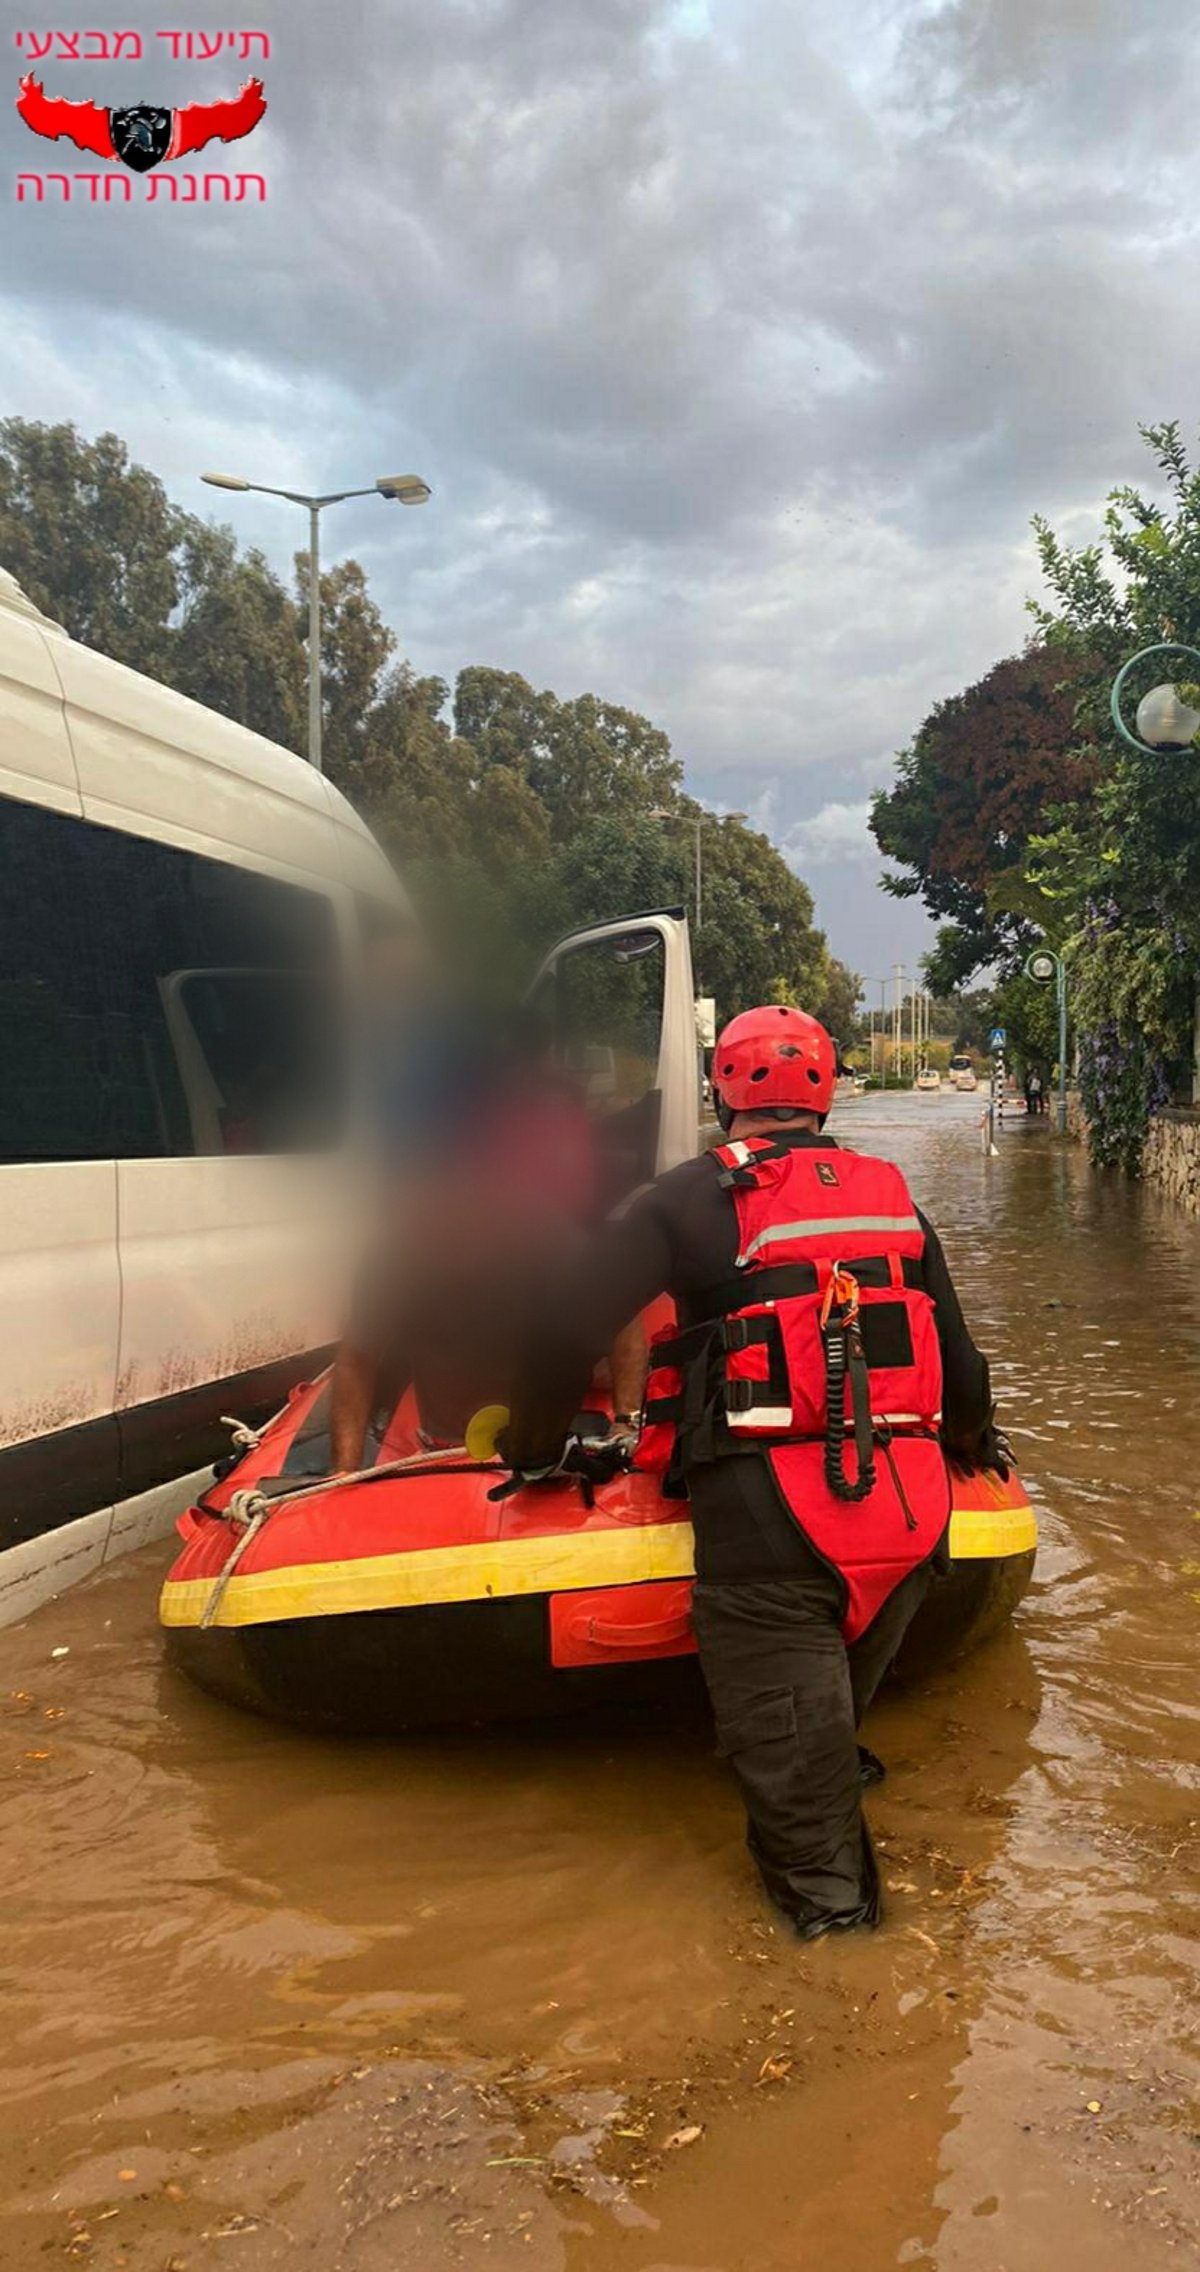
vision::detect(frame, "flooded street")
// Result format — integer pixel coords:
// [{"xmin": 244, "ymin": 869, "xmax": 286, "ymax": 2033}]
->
[{"xmin": 2, "ymin": 1091, "xmax": 1197, "ymax": 2272}]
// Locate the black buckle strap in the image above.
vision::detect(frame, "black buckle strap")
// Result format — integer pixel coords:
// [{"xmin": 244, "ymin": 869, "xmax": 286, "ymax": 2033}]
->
[
  {"xmin": 699, "ymin": 1252, "xmax": 921, "ymax": 1320},
  {"xmin": 643, "ymin": 1392, "xmax": 683, "ymax": 1423},
  {"xmin": 722, "ymin": 1312, "xmax": 776, "ymax": 1354},
  {"xmin": 646, "ymin": 1318, "xmax": 718, "ymax": 1373}
]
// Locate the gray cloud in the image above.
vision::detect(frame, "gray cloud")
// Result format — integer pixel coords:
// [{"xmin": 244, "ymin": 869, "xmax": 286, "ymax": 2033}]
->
[{"xmin": 4, "ymin": 0, "xmax": 1199, "ymax": 973}]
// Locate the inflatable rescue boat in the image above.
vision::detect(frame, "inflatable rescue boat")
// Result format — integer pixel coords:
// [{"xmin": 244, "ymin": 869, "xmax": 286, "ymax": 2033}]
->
[
  {"xmin": 160, "ymin": 1369, "xmax": 1037, "ymax": 1733},
  {"xmin": 159, "ymin": 908, "xmax": 1037, "ymax": 1731}
]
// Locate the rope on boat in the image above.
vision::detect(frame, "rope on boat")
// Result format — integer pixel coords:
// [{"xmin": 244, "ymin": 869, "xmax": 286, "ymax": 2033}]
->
[
  {"xmin": 199, "ymin": 1488, "xmax": 273, "ymax": 1628},
  {"xmin": 220, "ymin": 1415, "xmax": 264, "ymax": 1451},
  {"xmin": 196, "ymin": 1440, "xmax": 505, "ymax": 1627}
]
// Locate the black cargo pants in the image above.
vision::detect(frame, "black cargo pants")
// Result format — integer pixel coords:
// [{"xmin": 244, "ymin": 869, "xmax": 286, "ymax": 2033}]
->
[{"xmin": 688, "ymin": 1456, "xmax": 935, "ymax": 1937}]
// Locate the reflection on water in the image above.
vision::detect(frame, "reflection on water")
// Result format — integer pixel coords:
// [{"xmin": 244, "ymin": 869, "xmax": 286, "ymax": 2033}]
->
[{"xmin": 0, "ymin": 1092, "xmax": 1196, "ymax": 2271}]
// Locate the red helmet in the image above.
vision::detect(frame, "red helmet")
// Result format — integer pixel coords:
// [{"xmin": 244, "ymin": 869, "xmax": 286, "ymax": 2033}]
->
[{"xmin": 712, "ymin": 1004, "xmax": 838, "ymax": 1117}]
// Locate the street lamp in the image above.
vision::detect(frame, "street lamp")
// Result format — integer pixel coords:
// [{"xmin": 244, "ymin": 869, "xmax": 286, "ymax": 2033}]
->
[
  {"xmin": 860, "ymin": 976, "xmax": 889, "ymax": 1082},
  {"xmin": 1110, "ymin": 641, "xmax": 1200, "ymax": 757},
  {"xmin": 1024, "ymin": 947, "xmax": 1068, "ymax": 1135},
  {"xmin": 201, "ymin": 468, "xmax": 432, "ymax": 772},
  {"xmin": 649, "ymin": 807, "xmax": 746, "ymax": 944}
]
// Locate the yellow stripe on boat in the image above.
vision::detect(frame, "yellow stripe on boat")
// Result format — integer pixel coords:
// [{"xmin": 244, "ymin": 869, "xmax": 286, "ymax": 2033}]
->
[
  {"xmin": 949, "ymin": 1498, "xmax": 1037, "ymax": 1560},
  {"xmin": 160, "ymin": 1520, "xmax": 699, "ymax": 1629},
  {"xmin": 159, "ymin": 1493, "xmax": 1036, "ymax": 1630}
]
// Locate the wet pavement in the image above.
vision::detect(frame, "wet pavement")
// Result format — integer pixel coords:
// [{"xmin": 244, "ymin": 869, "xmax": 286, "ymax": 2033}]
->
[{"xmin": 2, "ymin": 1090, "xmax": 1197, "ymax": 2270}]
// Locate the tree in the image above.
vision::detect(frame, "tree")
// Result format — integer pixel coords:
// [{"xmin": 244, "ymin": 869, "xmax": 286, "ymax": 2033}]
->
[
  {"xmin": 173, "ymin": 520, "xmax": 305, "ymax": 748},
  {"xmin": 0, "ymin": 419, "xmax": 181, "ymax": 679},
  {"xmin": 870, "ymin": 646, "xmax": 1096, "ymax": 991},
  {"xmin": 0, "ymin": 417, "xmax": 848, "ymax": 1057},
  {"xmin": 812, "ymin": 955, "xmax": 862, "ymax": 1050},
  {"xmin": 453, "ymin": 666, "xmax": 683, "ymax": 841},
  {"xmin": 1027, "ymin": 420, "xmax": 1200, "ymax": 1167},
  {"xmin": 0, "ymin": 418, "xmax": 308, "ymax": 746}
]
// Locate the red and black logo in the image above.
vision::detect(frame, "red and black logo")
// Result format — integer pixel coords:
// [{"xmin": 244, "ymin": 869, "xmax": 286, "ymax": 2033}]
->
[{"xmin": 16, "ymin": 71, "xmax": 266, "ymax": 170}]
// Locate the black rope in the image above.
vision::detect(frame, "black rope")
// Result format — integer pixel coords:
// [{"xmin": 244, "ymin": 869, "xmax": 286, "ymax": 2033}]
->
[{"xmin": 822, "ymin": 1308, "xmax": 876, "ymax": 1503}]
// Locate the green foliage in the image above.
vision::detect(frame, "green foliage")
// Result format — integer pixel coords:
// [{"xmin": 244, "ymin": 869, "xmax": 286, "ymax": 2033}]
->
[
  {"xmin": 1027, "ymin": 420, "xmax": 1200, "ymax": 1166},
  {"xmin": 870, "ymin": 420, "xmax": 1200, "ymax": 1174},
  {"xmin": 990, "ymin": 973, "xmax": 1060, "ymax": 1077},
  {"xmin": 0, "ymin": 416, "xmax": 854, "ymax": 1038},
  {"xmin": 870, "ymin": 646, "xmax": 1096, "ymax": 987},
  {"xmin": 0, "ymin": 419, "xmax": 179, "ymax": 681},
  {"xmin": 0, "ymin": 420, "xmax": 305, "ymax": 740}
]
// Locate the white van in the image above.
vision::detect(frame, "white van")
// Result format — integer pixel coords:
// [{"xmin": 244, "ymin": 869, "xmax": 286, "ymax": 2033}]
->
[
  {"xmin": 0, "ymin": 567, "xmax": 405, "ymax": 1625},
  {"xmin": 0, "ymin": 569, "xmax": 703, "ymax": 1630}
]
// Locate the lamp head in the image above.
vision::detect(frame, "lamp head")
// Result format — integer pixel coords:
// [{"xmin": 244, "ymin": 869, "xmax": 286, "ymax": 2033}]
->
[
  {"xmin": 376, "ymin": 474, "xmax": 431, "ymax": 505},
  {"xmin": 201, "ymin": 472, "xmax": 252, "ymax": 492},
  {"xmin": 1134, "ymin": 681, "xmax": 1200, "ymax": 749}
]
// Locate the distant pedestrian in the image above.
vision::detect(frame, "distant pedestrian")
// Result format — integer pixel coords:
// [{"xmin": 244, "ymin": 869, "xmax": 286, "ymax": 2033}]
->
[{"xmin": 1024, "ymin": 1068, "xmax": 1044, "ymax": 1116}]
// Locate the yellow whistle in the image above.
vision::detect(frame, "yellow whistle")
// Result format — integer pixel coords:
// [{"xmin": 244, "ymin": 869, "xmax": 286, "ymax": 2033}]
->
[{"xmin": 465, "ymin": 1403, "xmax": 511, "ymax": 1462}]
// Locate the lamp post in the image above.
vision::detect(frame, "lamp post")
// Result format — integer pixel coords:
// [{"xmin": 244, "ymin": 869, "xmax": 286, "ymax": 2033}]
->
[
  {"xmin": 1111, "ymin": 643, "xmax": 1200, "ymax": 1103},
  {"xmin": 891, "ymin": 964, "xmax": 908, "ymax": 1084},
  {"xmin": 649, "ymin": 807, "xmax": 746, "ymax": 961},
  {"xmin": 1110, "ymin": 641, "xmax": 1200, "ymax": 756},
  {"xmin": 1024, "ymin": 948, "xmax": 1068, "ymax": 1134},
  {"xmin": 860, "ymin": 976, "xmax": 888, "ymax": 1082},
  {"xmin": 201, "ymin": 468, "xmax": 432, "ymax": 772}
]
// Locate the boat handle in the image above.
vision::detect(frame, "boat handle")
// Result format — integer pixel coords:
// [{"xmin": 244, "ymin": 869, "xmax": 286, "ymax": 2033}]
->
[{"xmin": 570, "ymin": 1610, "xmax": 695, "ymax": 1651}]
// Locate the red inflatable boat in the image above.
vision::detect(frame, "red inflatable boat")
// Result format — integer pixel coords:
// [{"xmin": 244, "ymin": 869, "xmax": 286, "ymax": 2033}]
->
[
  {"xmin": 160, "ymin": 908, "xmax": 1038, "ymax": 1732},
  {"xmin": 159, "ymin": 1368, "xmax": 1038, "ymax": 1734}
]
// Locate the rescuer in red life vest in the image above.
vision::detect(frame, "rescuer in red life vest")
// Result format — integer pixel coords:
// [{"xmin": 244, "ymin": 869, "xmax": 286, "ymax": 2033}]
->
[{"xmin": 504, "ymin": 1004, "xmax": 1002, "ymax": 1938}]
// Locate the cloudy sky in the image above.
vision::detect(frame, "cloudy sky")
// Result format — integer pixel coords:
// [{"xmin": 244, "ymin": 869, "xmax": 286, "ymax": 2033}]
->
[{"xmin": 6, "ymin": 0, "xmax": 1200, "ymax": 981}]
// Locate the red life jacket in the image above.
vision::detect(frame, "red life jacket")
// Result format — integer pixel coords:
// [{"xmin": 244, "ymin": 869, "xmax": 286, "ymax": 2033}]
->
[{"xmin": 637, "ymin": 1137, "xmax": 951, "ymax": 1640}]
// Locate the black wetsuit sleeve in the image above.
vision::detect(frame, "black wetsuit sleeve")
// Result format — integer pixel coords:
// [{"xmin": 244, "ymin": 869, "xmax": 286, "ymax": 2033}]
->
[
  {"xmin": 504, "ymin": 1185, "xmax": 677, "ymax": 1470},
  {"xmin": 917, "ymin": 1208, "xmax": 992, "ymax": 1457}
]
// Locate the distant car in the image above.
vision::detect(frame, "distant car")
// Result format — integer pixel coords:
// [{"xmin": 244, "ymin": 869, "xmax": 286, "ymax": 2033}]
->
[
  {"xmin": 914, "ymin": 1067, "xmax": 941, "ymax": 1092},
  {"xmin": 953, "ymin": 1067, "xmax": 978, "ymax": 1092}
]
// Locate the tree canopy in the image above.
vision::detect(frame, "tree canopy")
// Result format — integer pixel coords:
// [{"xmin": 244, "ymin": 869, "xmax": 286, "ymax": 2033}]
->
[
  {"xmin": 870, "ymin": 645, "xmax": 1096, "ymax": 996},
  {"xmin": 872, "ymin": 419, "xmax": 1200, "ymax": 1169},
  {"xmin": 0, "ymin": 417, "xmax": 858, "ymax": 1038}
]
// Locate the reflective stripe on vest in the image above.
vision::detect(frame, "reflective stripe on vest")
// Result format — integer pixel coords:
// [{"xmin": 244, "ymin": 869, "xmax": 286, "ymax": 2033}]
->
[{"xmin": 738, "ymin": 1213, "xmax": 923, "ymax": 1266}]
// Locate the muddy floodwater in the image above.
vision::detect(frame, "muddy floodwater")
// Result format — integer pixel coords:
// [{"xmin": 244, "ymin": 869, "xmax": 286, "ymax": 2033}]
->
[{"xmin": 2, "ymin": 1092, "xmax": 1198, "ymax": 2271}]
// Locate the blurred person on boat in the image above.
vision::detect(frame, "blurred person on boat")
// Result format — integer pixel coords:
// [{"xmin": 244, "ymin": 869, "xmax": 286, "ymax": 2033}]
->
[
  {"xmin": 504, "ymin": 1004, "xmax": 1003, "ymax": 1940},
  {"xmin": 330, "ymin": 1001, "xmax": 646, "ymax": 1472},
  {"xmin": 356, "ymin": 917, "xmax": 484, "ymax": 1171}
]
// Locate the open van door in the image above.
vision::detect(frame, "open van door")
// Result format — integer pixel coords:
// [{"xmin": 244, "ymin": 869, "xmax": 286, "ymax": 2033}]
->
[{"xmin": 530, "ymin": 907, "xmax": 700, "ymax": 1190}]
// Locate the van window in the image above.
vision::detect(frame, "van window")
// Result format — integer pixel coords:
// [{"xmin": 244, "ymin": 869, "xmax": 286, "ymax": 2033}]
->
[
  {"xmin": 552, "ymin": 929, "xmax": 665, "ymax": 1109},
  {"xmin": 0, "ymin": 794, "xmax": 341, "ymax": 1162},
  {"xmin": 0, "ymin": 797, "xmax": 116, "ymax": 1160}
]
